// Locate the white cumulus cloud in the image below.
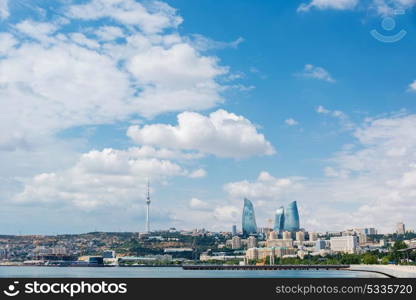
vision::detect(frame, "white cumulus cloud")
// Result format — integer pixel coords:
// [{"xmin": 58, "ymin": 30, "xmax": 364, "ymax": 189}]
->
[
  {"xmin": 127, "ymin": 109, "xmax": 276, "ymax": 158},
  {"xmin": 14, "ymin": 147, "xmax": 203, "ymax": 210},
  {"xmin": 0, "ymin": 0, "xmax": 233, "ymax": 153},
  {"xmin": 224, "ymin": 171, "xmax": 303, "ymax": 201}
]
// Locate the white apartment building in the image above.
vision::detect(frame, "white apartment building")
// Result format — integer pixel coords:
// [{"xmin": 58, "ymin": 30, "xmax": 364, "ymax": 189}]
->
[{"xmin": 330, "ymin": 236, "xmax": 358, "ymax": 254}]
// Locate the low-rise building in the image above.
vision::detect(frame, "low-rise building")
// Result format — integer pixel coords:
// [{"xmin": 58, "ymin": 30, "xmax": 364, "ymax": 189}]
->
[
  {"xmin": 102, "ymin": 250, "xmax": 116, "ymax": 259},
  {"xmin": 245, "ymin": 247, "xmax": 296, "ymax": 260},
  {"xmin": 231, "ymin": 236, "xmax": 242, "ymax": 249},
  {"xmin": 266, "ymin": 239, "xmax": 293, "ymax": 248},
  {"xmin": 268, "ymin": 231, "xmax": 278, "ymax": 240},
  {"xmin": 315, "ymin": 239, "xmax": 326, "ymax": 251},
  {"xmin": 330, "ymin": 236, "xmax": 358, "ymax": 254},
  {"xmin": 296, "ymin": 231, "xmax": 305, "ymax": 242},
  {"xmin": 308, "ymin": 232, "xmax": 318, "ymax": 242},
  {"xmin": 247, "ymin": 236, "xmax": 257, "ymax": 249},
  {"xmin": 199, "ymin": 254, "xmax": 244, "ymax": 262}
]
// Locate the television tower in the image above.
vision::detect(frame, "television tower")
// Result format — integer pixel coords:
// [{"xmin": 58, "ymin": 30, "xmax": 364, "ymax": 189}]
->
[{"xmin": 145, "ymin": 180, "xmax": 151, "ymax": 233}]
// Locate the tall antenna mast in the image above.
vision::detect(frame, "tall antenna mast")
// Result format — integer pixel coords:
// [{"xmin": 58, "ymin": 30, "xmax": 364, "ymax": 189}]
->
[{"xmin": 145, "ymin": 179, "xmax": 151, "ymax": 233}]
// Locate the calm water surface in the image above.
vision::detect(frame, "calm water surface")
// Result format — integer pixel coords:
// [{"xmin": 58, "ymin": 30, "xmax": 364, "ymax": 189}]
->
[{"xmin": 0, "ymin": 267, "xmax": 387, "ymax": 278}]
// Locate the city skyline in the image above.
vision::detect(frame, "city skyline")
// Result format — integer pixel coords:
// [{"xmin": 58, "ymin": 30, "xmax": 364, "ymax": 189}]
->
[{"xmin": 1, "ymin": 0, "xmax": 416, "ymax": 234}]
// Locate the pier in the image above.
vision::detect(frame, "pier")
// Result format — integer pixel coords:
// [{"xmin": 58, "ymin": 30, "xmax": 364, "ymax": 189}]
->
[{"xmin": 183, "ymin": 264, "xmax": 349, "ymax": 271}]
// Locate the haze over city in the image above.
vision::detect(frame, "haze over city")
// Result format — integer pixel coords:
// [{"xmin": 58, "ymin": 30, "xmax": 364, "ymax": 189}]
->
[{"xmin": 0, "ymin": 0, "xmax": 416, "ymax": 234}]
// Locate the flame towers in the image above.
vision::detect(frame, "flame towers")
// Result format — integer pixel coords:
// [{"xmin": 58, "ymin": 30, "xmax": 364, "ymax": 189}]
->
[
  {"xmin": 274, "ymin": 206, "xmax": 285, "ymax": 231},
  {"xmin": 283, "ymin": 201, "xmax": 300, "ymax": 232},
  {"xmin": 241, "ymin": 198, "xmax": 299, "ymax": 235},
  {"xmin": 242, "ymin": 198, "xmax": 257, "ymax": 236}
]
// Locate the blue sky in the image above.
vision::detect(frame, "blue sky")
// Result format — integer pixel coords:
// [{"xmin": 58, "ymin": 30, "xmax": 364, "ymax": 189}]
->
[{"xmin": 0, "ymin": 0, "xmax": 416, "ymax": 234}]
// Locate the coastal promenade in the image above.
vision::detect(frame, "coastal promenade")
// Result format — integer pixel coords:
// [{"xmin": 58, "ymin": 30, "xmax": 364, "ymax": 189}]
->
[
  {"xmin": 183, "ymin": 264, "xmax": 416, "ymax": 278},
  {"xmin": 183, "ymin": 265, "xmax": 349, "ymax": 271},
  {"xmin": 349, "ymin": 265, "xmax": 416, "ymax": 278}
]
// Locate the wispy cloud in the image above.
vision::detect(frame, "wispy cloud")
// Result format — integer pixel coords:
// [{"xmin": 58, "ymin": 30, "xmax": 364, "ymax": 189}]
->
[
  {"xmin": 285, "ymin": 118, "xmax": 299, "ymax": 126},
  {"xmin": 316, "ymin": 106, "xmax": 356, "ymax": 130},
  {"xmin": 298, "ymin": 0, "xmax": 359, "ymax": 12},
  {"xmin": 188, "ymin": 34, "xmax": 244, "ymax": 51},
  {"xmin": 0, "ymin": 0, "xmax": 8, "ymax": 19},
  {"xmin": 298, "ymin": 0, "xmax": 416, "ymax": 16},
  {"xmin": 296, "ymin": 64, "xmax": 336, "ymax": 83}
]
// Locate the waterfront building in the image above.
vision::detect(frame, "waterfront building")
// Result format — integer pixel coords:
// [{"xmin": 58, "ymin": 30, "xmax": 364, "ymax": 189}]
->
[
  {"xmin": 118, "ymin": 255, "xmax": 172, "ymax": 264},
  {"xmin": 296, "ymin": 231, "xmax": 305, "ymax": 242},
  {"xmin": 274, "ymin": 206, "xmax": 285, "ymax": 232},
  {"xmin": 231, "ymin": 236, "xmax": 242, "ymax": 249},
  {"xmin": 283, "ymin": 201, "xmax": 300, "ymax": 232},
  {"xmin": 200, "ymin": 253, "xmax": 245, "ymax": 262},
  {"xmin": 163, "ymin": 248, "xmax": 193, "ymax": 259},
  {"xmin": 330, "ymin": 236, "xmax": 358, "ymax": 254},
  {"xmin": 309, "ymin": 232, "xmax": 318, "ymax": 241},
  {"xmin": 242, "ymin": 198, "xmax": 257, "ymax": 236},
  {"xmin": 78, "ymin": 256, "xmax": 104, "ymax": 265},
  {"xmin": 163, "ymin": 248, "xmax": 193, "ymax": 253},
  {"xmin": 102, "ymin": 250, "xmax": 116, "ymax": 259},
  {"xmin": 396, "ymin": 222, "xmax": 406, "ymax": 235},
  {"xmin": 247, "ymin": 236, "xmax": 258, "ymax": 249},
  {"xmin": 282, "ymin": 231, "xmax": 292, "ymax": 240},
  {"xmin": 268, "ymin": 231, "xmax": 278, "ymax": 240}
]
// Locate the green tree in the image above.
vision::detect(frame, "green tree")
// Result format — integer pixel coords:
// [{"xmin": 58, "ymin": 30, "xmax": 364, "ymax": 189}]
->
[
  {"xmin": 380, "ymin": 256, "xmax": 390, "ymax": 265},
  {"xmin": 362, "ymin": 253, "xmax": 378, "ymax": 265},
  {"xmin": 340, "ymin": 254, "xmax": 361, "ymax": 264},
  {"xmin": 393, "ymin": 240, "xmax": 407, "ymax": 250},
  {"xmin": 391, "ymin": 240, "xmax": 408, "ymax": 264}
]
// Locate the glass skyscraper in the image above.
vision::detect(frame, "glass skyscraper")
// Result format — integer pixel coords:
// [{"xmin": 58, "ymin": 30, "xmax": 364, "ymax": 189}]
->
[
  {"xmin": 283, "ymin": 201, "xmax": 300, "ymax": 231},
  {"xmin": 242, "ymin": 198, "xmax": 257, "ymax": 236},
  {"xmin": 274, "ymin": 206, "xmax": 285, "ymax": 232}
]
